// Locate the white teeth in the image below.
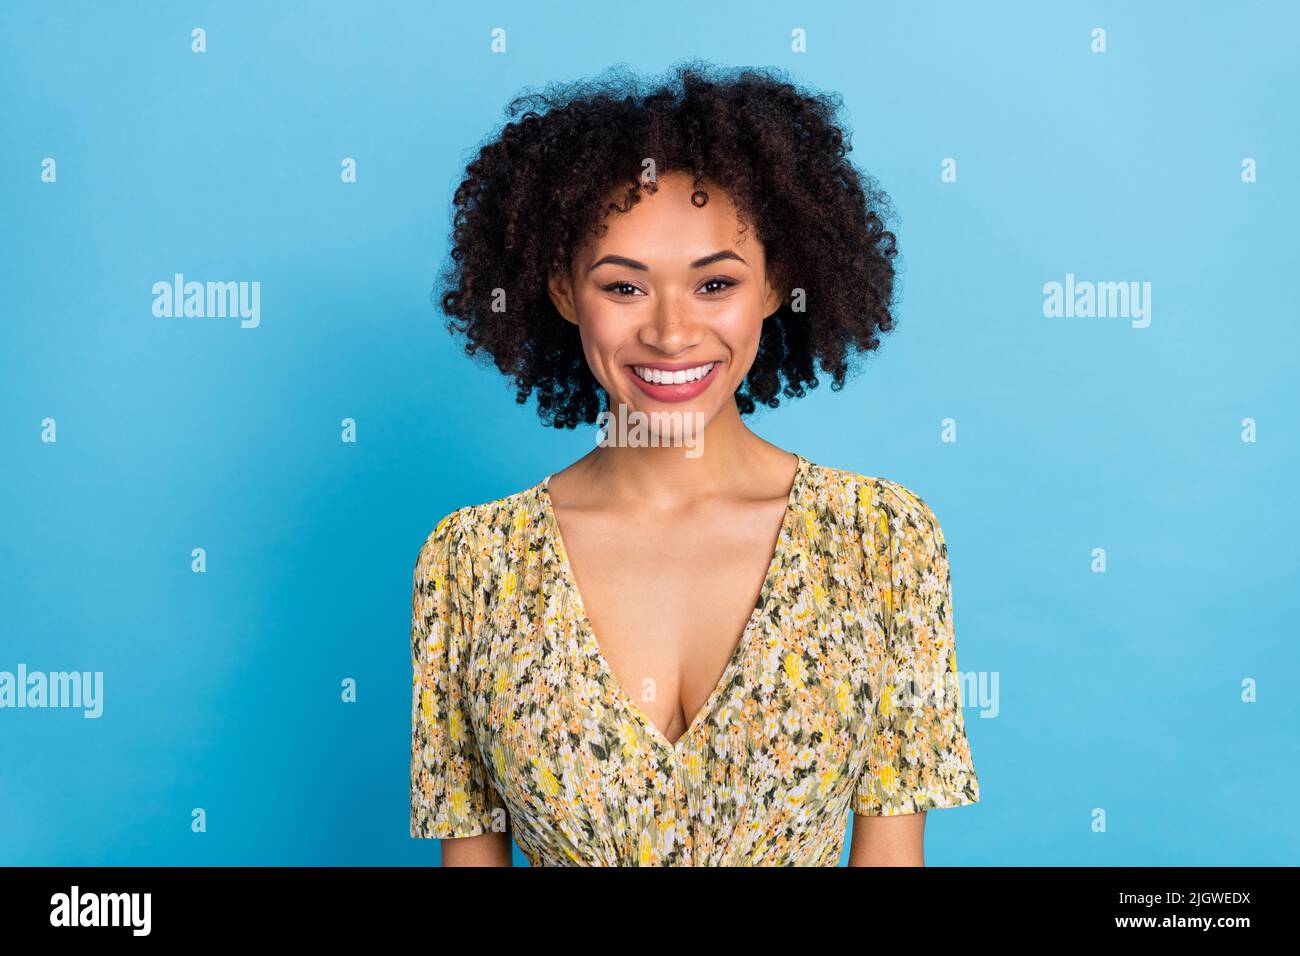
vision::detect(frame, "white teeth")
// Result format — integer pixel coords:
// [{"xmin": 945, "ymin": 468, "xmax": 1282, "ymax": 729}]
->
[{"xmin": 632, "ymin": 362, "xmax": 716, "ymax": 385}]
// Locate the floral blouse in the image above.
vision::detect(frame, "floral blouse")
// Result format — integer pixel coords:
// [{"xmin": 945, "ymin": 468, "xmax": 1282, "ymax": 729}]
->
[{"xmin": 410, "ymin": 453, "xmax": 980, "ymax": 865}]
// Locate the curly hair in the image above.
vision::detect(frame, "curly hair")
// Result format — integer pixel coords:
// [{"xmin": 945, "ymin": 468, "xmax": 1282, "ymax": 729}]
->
[{"xmin": 435, "ymin": 59, "xmax": 900, "ymax": 429}]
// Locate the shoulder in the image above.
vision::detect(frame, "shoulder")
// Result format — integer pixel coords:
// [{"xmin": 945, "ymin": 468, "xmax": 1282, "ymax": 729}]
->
[
  {"xmin": 806, "ymin": 460, "xmax": 946, "ymax": 547},
  {"xmin": 414, "ymin": 480, "xmax": 543, "ymax": 574}
]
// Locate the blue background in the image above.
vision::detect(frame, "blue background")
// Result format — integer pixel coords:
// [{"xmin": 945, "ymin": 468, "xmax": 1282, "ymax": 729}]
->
[{"xmin": 2, "ymin": 0, "xmax": 1296, "ymax": 866}]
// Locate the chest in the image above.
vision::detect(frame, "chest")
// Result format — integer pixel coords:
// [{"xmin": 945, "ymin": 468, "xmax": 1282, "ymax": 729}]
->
[
  {"xmin": 459, "ymin": 489, "xmax": 890, "ymax": 864},
  {"xmin": 548, "ymin": 499, "xmax": 791, "ymax": 745}
]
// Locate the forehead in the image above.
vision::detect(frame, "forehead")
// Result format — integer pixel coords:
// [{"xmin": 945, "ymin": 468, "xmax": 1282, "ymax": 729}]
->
[{"xmin": 580, "ymin": 173, "xmax": 762, "ymax": 263}]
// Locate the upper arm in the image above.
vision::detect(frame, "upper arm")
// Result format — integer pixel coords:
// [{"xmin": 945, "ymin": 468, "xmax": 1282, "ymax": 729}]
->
[
  {"xmin": 439, "ymin": 830, "xmax": 513, "ymax": 866},
  {"xmin": 410, "ymin": 510, "xmax": 513, "ymax": 864},
  {"xmin": 847, "ymin": 810, "xmax": 926, "ymax": 866},
  {"xmin": 851, "ymin": 479, "xmax": 980, "ymax": 824}
]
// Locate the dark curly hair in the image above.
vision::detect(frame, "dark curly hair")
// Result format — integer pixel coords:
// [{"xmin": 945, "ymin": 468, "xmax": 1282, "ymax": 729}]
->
[{"xmin": 435, "ymin": 59, "xmax": 900, "ymax": 429}]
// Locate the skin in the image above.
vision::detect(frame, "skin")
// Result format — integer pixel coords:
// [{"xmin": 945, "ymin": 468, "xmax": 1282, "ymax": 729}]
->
[{"xmin": 439, "ymin": 171, "xmax": 926, "ymax": 867}]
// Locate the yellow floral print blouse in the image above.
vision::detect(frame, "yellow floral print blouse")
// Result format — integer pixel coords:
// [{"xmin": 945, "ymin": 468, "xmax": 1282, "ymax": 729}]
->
[{"xmin": 410, "ymin": 454, "xmax": 980, "ymax": 865}]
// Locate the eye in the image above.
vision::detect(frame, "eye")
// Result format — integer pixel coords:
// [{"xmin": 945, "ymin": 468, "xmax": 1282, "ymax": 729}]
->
[
  {"xmin": 699, "ymin": 277, "xmax": 738, "ymax": 295},
  {"xmin": 601, "ymin": 281, "xmax": 645, "ymax": 297}
]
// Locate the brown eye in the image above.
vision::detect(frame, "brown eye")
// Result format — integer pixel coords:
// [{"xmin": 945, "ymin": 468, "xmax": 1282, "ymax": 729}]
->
[
  {"xmin": 700, "ymin": 277, "xmax": 737, "ymax": 294},
  {"xmin": 602, "ymin": 282, "xmax": 645, "ymax": 297}
]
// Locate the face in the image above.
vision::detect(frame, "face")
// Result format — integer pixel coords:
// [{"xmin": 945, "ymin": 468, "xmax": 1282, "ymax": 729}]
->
[{"xmin": 547, "ymin": 172, "xmax": 783, "ymax": 431}]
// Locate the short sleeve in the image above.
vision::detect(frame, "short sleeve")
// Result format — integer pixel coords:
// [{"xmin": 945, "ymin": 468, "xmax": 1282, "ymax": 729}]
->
[
  {"xmin": 854, "ymin": 480, "xmax": 980, "ymax": 816},
  {"xmin": 410, "ymin": 510, "xmax": 508, "ymax": 838}
]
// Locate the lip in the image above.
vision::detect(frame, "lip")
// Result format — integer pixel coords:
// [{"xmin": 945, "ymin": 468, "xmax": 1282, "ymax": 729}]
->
[{"xmin": 624, "ymin": 360, "xmax": 722, "ymax": 403}]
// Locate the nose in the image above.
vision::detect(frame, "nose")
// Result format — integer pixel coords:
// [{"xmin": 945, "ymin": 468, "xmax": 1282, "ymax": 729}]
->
[{"xmin": 638, "ymin": 288, "xmax": 703, "ymax": 356}]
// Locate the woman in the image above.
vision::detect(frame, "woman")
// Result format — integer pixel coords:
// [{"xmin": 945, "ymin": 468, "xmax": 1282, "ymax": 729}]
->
[{"xmin": 411, "ymin": 62, "xmax": 980, "ymax": 866}]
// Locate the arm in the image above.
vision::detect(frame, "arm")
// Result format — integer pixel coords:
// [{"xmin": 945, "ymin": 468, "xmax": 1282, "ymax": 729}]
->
[
  {"xmin": 440, "ymin": 830, "xmax": 513, "ymax": 867},
  {"xmin": 411, "ymin": 511, "xmax": 514, "ymax": 866},
  {"xmin": 847, "ymin": 811, "xmax": 926, "ymax": 866},
  {"xmin": 848, "ymin": 479, "xmax": 980, "ymax": 863}
]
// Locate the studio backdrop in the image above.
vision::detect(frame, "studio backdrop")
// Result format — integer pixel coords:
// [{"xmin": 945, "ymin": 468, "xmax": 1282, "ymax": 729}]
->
[{"xmin": 2, "ymin": 0, "xmax": 1296, "ymax": 866}]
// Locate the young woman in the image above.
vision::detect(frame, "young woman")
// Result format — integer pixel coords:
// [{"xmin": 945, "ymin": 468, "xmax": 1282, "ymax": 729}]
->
[{"xmin": 411, "ymin": 62, "xmax": 980, "ymax": 866}]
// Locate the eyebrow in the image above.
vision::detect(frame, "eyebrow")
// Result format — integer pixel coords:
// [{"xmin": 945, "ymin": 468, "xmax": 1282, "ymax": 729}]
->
[{"xmin": 587, "ymin": 250, "xmax": 748, "ymax": 273}]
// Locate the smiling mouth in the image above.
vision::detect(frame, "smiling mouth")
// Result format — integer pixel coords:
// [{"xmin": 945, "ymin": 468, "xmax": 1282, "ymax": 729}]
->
[{"xmin": 629, "ymin": 362, "xmax": 718, "ymax": 385}]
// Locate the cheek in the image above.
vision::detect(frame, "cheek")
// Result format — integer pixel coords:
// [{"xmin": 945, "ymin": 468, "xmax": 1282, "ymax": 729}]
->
[
  {"xmin": 713, "ymin": 297, "xmax": 766, "ymax": 358},
  {"xmin": 573, "ymin": 301, "xmax": 626, "ymax": 383}
]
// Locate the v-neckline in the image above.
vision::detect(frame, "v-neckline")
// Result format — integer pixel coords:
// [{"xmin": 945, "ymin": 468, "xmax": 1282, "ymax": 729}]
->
[{"xmin": 537, "ymin": 453, "xmax": 810, "ymax": 759}]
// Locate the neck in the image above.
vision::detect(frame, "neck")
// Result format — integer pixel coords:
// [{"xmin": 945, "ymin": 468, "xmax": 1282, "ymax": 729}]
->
[{"xmin": 574, "ymin": 399, "xmax": 787, "ymax": 507}]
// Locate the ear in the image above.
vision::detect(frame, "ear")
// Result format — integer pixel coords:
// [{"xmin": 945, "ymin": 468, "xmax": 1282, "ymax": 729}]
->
[
  {"xmin": 762, "ymin": 271, "xmax": 784, "ymax": 320},
  {"xmin": 547, "ymin": 269, "xmax": 579, "ymax": 327}
]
